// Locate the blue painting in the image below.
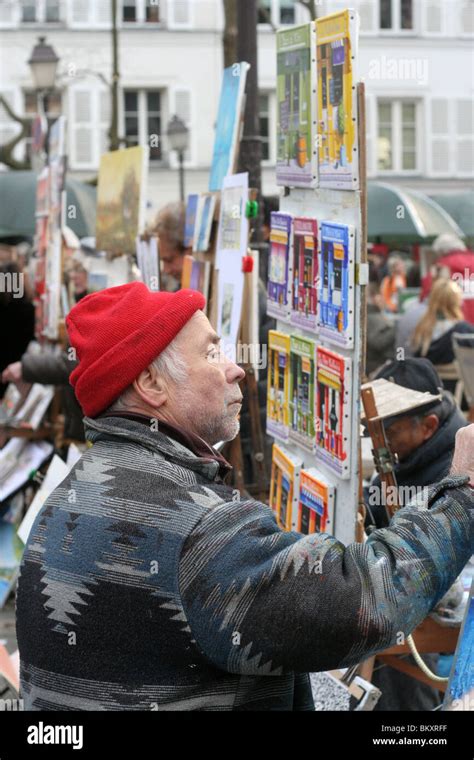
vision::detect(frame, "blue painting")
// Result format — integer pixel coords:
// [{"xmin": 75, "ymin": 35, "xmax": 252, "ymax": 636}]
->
[
  {"xmin": 184, "ymin": 194, "xmax": 199, "ymax": 249},
  {"xmin": 209, "ymin": 64, "xmax": 248, "ymax": 192},
  {"xmin": 444, "ymin": 579, "xmax": 474, "ymax": 711}
]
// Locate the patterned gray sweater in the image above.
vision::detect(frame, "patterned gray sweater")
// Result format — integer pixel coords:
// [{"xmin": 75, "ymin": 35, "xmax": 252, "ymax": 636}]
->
[{"xmin": 16, "ymin": 416, "xmax": 474, "ymax": 711}]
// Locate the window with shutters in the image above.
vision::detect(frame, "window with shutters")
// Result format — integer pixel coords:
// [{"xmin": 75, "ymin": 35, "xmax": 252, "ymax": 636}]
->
[
  {"xmin": 429, "ymin": 98, "xmax": 451, "ymax": 175},
  {"xmin": 459, "ymin": 0, "xmax": 474, "ymax": 35},
  {"xmin": 456, "ymin": 99, "xmax": 474, "ymax": 175},
  {"xmin": 168, "ymin": 0, "xmax": 192, "ymax": 28},
  {"xmin": 123, "ymin": 90, "xmax": 163, "ymax": 161},
  {"xmin": 258, "ymin": 0, "xmax": 295, "ymax": 26},
  {"xmin": 20, "ymin": 0, "xmax": 61, "ymax": 23},
  {"xmin": 23, "ymin": 89, "xmax": 62, "ymax": 162},
  {"xmin": 428, "ymin": 98, "xmax": 474, "ymax": 177},
  {"xmin": 376, "ymin": 99, "xmax": 420, "ymax": 173},
  {"xmin": 166, "ymin": 88, "xmax": 195, "ymax": 166},
  {"xmin": 70, "ymin": 87, "xmax": 110, "ymax": 169},
  {"xmin": 0, "ymin": 1, "xmax": 18, "ymax": 26},
  {"xmin": 379, "ymin": 0, "xmax": 415, "ymax": 31},
  {"xmin": 171, "ymin": 88, "xmax": 192, "ymax": 163},
  {"xmin": 68, "ymin": 0, "xmax": 111, "ymax": 27},
  {"xmin": 421, "ymin": 0, "xmax": 444, "ymax": 35},
  {"xmin": 122, "ymin": 0, "xmax": 137, "ymax": 22},
  {"xmin": 358, "ymin": 1, "xmax": 378, "ymax": 34},
  {"xmin": 145, "ymin": 0, "xmax": 160, "ymax": 22},
  {"xmin": 121, "ymin": 0, "xmax": 162, "ymax": 24}
]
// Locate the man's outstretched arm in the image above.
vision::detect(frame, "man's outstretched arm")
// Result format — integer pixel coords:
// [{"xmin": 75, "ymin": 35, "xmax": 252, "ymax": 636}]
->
[{"xmin": 178, "ymin": 427, "xmax": 474, "ymax": 677}]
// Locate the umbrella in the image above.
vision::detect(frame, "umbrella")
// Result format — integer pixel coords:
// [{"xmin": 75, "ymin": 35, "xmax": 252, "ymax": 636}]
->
[
  {"xmin": 0, "ymin": 170, "xmax": 96, "ymax": 240},
  {"xmin": 430, "ymin": 191, "xmax": 474, "ymax": 240},
  {"xmin": 368, "ymin": 182, "xmax": 465, "ymax": 243}
]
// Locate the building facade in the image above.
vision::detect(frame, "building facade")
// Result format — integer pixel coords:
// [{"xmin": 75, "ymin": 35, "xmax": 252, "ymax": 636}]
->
[{"xmin": 0, "ymin": 0, "xmax": 473, "ymax": 223}]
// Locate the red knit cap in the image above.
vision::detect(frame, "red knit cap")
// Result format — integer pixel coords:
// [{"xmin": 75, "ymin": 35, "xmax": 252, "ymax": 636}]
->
[{"xmin": 66, "ymin": 282, "xmax": 206, "ymax": 417}]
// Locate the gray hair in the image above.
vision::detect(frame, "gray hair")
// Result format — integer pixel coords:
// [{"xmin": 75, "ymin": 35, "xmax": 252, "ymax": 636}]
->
[
  {"xmin": 107, "ymin": 340, "xmax": 188, "ymax": 413},
  {"xmin": 152, "ymin": 201, "xmax": 186, "ymax": 251},
  {"xmin": 432, "ymin": 233, "xmax": 466, "ymax": 256},
  {"xmin": 387, "ymin": 255, "xmax": 405, "ymax": 275}
]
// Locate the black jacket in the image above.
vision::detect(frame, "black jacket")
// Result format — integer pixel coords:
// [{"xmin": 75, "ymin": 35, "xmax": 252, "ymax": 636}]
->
[
  {"xmin": 22, "ymin": 352, "xmax": 85, "ymax": 442},
  {"xmin": 414, "ymin": 320, "xmax": 473, "ymax": 365},
  {"xmin": 0, "ymin": 298, "xmax": 35, "ymax": 398}
]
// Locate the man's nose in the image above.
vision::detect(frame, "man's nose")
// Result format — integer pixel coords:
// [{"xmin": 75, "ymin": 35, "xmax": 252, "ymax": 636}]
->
[{"xmin": 225, "ymin": 360, "xmax": 246, "ymax": 383}]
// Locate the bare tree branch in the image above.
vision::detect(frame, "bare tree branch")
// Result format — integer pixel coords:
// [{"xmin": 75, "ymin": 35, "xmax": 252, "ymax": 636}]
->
[{"xmin": 0, "ymin": 95, "xmax": 31, "ymax": 170}]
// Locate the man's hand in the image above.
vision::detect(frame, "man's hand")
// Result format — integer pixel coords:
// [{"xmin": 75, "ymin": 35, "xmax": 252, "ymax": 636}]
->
[
  {"xmin": 2, "ymin": 361, "xmax": 23, "ymax": 385},
  {"xmin": 450, "ymin": 425, "xmax": 474, "ymax": 487}
]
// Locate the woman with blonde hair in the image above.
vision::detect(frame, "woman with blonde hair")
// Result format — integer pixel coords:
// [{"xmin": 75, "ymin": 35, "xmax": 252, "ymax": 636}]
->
[{"xmin": 411, "ymin": 278, "xmax": 473, "ymax": 366}]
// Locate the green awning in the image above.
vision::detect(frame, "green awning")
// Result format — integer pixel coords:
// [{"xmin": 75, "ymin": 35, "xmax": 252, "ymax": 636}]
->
[
  {"xmin": 430, "ymin": 191, "xmax": 474, "ymax": 238},
  {"xmin": 0, "ymin": 170, "xmax": 96, "ymax": 240},
  {"xmin": 368, "ymin": 182, "xmax": 465, "ymax": 243}
]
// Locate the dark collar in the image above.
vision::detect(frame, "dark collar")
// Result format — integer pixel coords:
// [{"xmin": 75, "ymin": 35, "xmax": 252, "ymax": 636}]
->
[{"xmin": 99, "ymin": 411, "xmax": 233, "ymax": 481}]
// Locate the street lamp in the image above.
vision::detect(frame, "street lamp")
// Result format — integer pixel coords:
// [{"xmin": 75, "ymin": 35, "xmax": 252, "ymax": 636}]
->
[
  {"xmin": 167, "ymin": 115, "xmax": 189, "ymax": 202},
  {"xmin": 27, "ymin": 37, "xmax": 60, "ymax": 169},
  {"xmin": 28, "ymin": 36, "xmax": 59, "ymax": 92}
]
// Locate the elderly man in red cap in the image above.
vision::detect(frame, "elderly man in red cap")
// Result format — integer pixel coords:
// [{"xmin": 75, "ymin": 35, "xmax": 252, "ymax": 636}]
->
[{"xmin": 16, "ymin": 282, "xmax": 474, "ymax": 711}]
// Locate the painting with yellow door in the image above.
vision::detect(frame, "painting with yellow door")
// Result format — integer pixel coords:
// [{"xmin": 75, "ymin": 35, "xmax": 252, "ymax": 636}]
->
[
  {"xmin": 267, "ymin": 330, "xmax": 291, "ymax": 443},
  {"xmin": 269, "ymin": 443, "xmax": 302, "ymax": 532},
  {"xmin": 276, "ymin": 22, "xmax": 317, "ymax": 188},
  {"xmin": 316, "ymin": 9, "xmax": 359, "ymax": 190}
]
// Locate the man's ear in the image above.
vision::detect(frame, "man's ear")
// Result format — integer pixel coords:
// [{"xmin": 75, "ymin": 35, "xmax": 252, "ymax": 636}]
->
[
  {"xmin": 421, "ymin": 413, "xmax": 439, "ymax": 440},
  {"xmin": 132, "ymin": 366, "xmax": 167, "ymax": 409}
]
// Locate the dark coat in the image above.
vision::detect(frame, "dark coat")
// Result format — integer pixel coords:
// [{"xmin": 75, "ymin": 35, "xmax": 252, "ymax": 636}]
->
[
  {"xmin": 16, "ymin": 415, "xmax": 473, "ymax": 710},
  {"xmin": 0, "ymin": 298, "xmax": 35, "ymax": 398},
  {"xmin": 21, "ymin": 352, "xmax": 85, "ymax": 442},
  {"xmin": 414, "ymin": 320, "xmax": 473, "ymax": 365}
]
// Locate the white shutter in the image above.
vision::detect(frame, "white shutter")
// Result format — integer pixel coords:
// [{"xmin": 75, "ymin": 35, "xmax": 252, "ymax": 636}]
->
[
  {"xmin": 428, "ymin": 99, "xmax": 451, "ymax": 176},
  {"xmin": 364, "ymin": 93, "xmax": 376, "ymax": 177},
  {"xmin": 460, "ymin": 0, "xmax": 474, "ymax": 34},
  {"xmin": 456, "ymin": 99, "xmax": 474, "ymax": 176},
  {"xmin": 456, "ymin": 99, "xmax": 474, "ymax": 135},
  {"xmin": 69, "ymin": 0, "xmax": 92, "ymax": 25},
  {"xmin": 168, "ymin": 0, "xmax": 192, "ymax": 28},
  {"xmin": 170, "ymin": 88, "xmax": 194, "ymax": 165},
  {"xmin": 0, "ymin": 0, "xmax": 17, "ymax": 25},
  {"xmin": 174, "ymin": 90, "xmax": 191, "ymax": 124},
  {"xmin": 70, "ymin": 89, "xmax": 95, "ymax": 168},
  {"xmin": 421, "ymin": 0, "xmax": 443, "ymax": 34},
  {"xmin": 358, "ymin": 1, "xmax": 377, "ymax": 34},
  {"xmin": 456, "ymin": 140, "xmax": 474, "ymax": 174},
  {"xmin": 95, "ymin": 0, "xmax": 112, "ymax": 25},
  {"xmin": 99, "ymin": 89, "xmax": 111, "ymax": 155}
]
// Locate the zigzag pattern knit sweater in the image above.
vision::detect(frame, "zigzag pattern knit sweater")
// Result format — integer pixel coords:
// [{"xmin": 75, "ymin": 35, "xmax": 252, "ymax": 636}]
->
[{"xmin": 16, "ymin": 416, "xmax": 474, "ymax": 710}]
